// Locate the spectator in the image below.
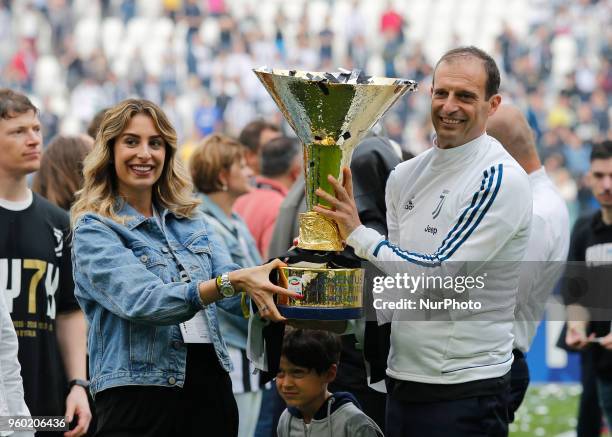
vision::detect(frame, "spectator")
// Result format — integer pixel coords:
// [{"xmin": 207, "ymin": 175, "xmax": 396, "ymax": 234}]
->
[
  {"xmin": 223, "ymin": 85, "xmax": 258, "ymax": 138},
  {"xmin": 318, "ymin": 15, "xmax": 334, "ymax": 65},
  {"xmin": 194, "ymin": 92, "xmax": 222, "ymax": 138},
  {"xmin": 32, "ymin": 135, "xmax": 93, "ymax": 211},
  {"xmin": 488, "ymin": 104, "xmax": 570, "ymax": 422},
  {"xmin": 234, "ymin": 136, "xmax": 301, "ymax": 259},
  {"xmin": 380, "ymin": 1, "xmax": 404, "ymax": 44},
  {"xmin": 563, "ymin": 141, "xmax": 612, "ymax": 435},
  {"xmin": 238, "ymin": 120, "xmax": 281, "ymax": 176},
  {"xmin": 189, "ymin": 133, "xmax": 264, "ymax": 437},
  {"xmin": 0, "ymin": 88, "xmax": 92, "ymax": 437}
]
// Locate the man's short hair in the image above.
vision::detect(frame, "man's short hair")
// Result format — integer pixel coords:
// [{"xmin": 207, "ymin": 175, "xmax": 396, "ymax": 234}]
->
[
  {"xmin": 591, "ymin": 140, "xmax": 612, "ymax": 161},
  {"xmin": 0, "ymin": 89, "xmax": 38, "ymax": 119},
  {"xmin": 434, "ymin": 46, "xmax": 501, "ymax": 99},
  {"xmin": 87, "ymin": 107, "xmax": 109, "ymax": 139},
  {"xmin": 239, "ymin": 120, "xmax": 280, "ymax": 152},
  {"xmin": 261, "ymin": 137, "xmax": 300, "ymax": 178},
  {"xmin": 281, "ymin": 329, "xmax": 341, "ymax": 375}
]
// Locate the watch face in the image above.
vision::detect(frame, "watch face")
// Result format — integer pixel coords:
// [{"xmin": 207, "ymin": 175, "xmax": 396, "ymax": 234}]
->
[{"xmin": 221, "ymin": 284, "xmax": 235, "ymax": 298}]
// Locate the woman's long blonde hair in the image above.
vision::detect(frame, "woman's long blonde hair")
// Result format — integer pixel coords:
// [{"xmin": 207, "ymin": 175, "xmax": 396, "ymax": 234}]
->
[{"xmin": 71, "ymin": 99, "xmax": 199, "ymax": 226}]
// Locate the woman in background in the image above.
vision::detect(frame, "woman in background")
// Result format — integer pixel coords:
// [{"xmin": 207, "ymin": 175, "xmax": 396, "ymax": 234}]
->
[
  {"xmin": 32, "ymin": 134, "xmax": 93, "ymax": 210},
  {"xmin": 190, "ymin": 133, "xmax": 265, "ymax": 437}
]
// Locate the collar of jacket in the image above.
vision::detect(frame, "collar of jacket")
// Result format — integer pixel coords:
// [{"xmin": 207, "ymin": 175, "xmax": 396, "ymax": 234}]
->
[{"xmin": 114, "ymin": 198, "xmax": 176, "ymax": 230}]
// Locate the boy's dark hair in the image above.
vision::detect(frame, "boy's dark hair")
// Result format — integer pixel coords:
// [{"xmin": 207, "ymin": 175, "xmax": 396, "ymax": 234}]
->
[
  {"xmin": 282, "ymin": 329, "xmax": 341, "ymax": 375},
  {"xmin": 0, "ymin": 88, "xmax": 38, "ymax": 119},
  {"xmin": 434, "ymin": 46, "xmax": 500, "ymax": 100},
  {"xmin": 239, "ymin": 120, "xmax": 280, "ymax": 152},
  {"xmin": 591, "ymin": 140, "xmax": 612, "ymax": 162},
  {"xmin": 261, "ymin": 136, "xmax": 300, "ymax": 177}
]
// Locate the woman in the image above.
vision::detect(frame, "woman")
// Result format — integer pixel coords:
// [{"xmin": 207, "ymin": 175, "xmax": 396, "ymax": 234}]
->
[
  {"xmin": 32, "ymin": 134, "xmax": 93, "ymax": 210},
  {"xmin": 190, "ymin": 133, "xmax": 264, "ymax": 437},
  {"xmin": 70, "ymin": 99, "xmax": 299, "ymax": 437}
]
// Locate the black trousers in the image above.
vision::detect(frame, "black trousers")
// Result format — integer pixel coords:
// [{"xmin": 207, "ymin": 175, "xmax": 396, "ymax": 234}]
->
[
  {"xmin": 386, "ymin": 388, "xmax": 509, "ymax": 437},
  {"xmin": 94, "ymin": 344, "xmax": 238, "ymax": 437},
  {"xmin": 577, "ymin": 349, "xmax": 603, "ymax": 437},
  {"xmin": 507, "ymin": 349, "xmax": 530, "ymax": 423}
]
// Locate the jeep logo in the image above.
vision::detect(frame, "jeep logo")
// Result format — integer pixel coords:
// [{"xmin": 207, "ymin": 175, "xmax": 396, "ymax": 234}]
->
[{"xmin": 424, "ymin": 225, "xmax": 438, "ymax": 236}]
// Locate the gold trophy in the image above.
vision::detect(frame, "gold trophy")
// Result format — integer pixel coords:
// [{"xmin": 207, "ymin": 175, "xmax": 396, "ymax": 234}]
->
[{"xmin": 254, "ymin": 67, "xmax": 417, "ymax": 319}]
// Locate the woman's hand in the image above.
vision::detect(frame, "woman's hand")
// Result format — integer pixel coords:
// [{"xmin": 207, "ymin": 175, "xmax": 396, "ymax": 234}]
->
[{"xmin": 229, "ymin": 259, "xmax": 303, "ymax": 322}]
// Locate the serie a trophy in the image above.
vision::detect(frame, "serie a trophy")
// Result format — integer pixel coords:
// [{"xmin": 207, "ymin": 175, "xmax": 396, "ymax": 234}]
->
[{"xmin": 254, "ymin": 67, "xmax": 417, "ymax": 320}]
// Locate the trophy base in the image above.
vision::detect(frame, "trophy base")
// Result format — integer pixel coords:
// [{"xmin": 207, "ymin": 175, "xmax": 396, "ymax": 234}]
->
[
  {"xmin": 278, "ymin": 306, "xmax": 363, "ymax": 320},
  {"xmin": 277, "ymin": 266, "xmax": 364, "ymax": 320},
  {"xmin": 297, "ymin": 212, "xmax": 343, "ymax": 251}
]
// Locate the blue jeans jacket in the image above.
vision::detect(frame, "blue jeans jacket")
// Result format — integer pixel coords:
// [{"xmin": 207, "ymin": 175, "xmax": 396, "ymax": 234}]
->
[{"xmin": 72, "ymin": 201, "xmax": 238, "ymax": 396}]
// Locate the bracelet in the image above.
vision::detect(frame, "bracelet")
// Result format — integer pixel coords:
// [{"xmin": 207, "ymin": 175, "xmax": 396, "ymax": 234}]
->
[{"xmin": 68, "ymin": 379, "xmax": 90, "ymax": 391}]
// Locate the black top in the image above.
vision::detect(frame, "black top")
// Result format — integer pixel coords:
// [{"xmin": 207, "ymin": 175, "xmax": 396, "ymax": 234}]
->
[
  {"xmin": 0, "ymin": 193, "xmax": 79, "ymax": 416},
  {"xmin": 561, "ymin": 210, "xmax": 612, "ymax": 379}
]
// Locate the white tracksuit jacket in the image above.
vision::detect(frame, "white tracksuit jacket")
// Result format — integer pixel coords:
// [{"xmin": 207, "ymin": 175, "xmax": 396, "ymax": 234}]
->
[{"xmin": 347, "ymin": 133, "xmax": 532, "ymax": 385}]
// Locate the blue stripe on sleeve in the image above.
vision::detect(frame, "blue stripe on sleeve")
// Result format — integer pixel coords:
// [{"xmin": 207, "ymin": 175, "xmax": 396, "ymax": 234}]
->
[
  {"xmin": 442, "ymin": 164, "xmax": 503, "ymax": 260},
  {"xmin": 397, "ymin": 167, "xmax": 494, "ymax": 263},
  {"xmin": 372, "ymin": 164, "xmax": 504, "ymax": 266}
]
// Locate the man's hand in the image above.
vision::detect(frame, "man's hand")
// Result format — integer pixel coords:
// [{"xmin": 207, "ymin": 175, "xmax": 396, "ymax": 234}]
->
[
  {"xmin": 599, "ymin": 333, "xmax": 612, "ymax": 350},
  {"xmin": 313, "ymin": 167, "xmax": 362, "ymax": 241},
  {"xmin": 64, "ymin": 385, "xmax": 91, "ymax": 437},
  {"xmin": 565, "ymin": 320, "xmax": 593, "ymax": 350}
]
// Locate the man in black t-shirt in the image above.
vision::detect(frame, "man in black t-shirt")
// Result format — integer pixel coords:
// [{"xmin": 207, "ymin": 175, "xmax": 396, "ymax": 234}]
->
[
  {"xmin": 0, "ymin": 89, "xmax": 91, "ymax": 436},
  {"xmin": 564, "ymin": 140, "xmax": 612, "ymax": 434}
]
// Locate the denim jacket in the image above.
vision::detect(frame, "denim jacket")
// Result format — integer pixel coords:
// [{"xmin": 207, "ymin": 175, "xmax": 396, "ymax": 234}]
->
[
  {"xmin": 198, "ymin": 193, "xmax": 262, "ymax": 350},
  {"xmin": 71, "ymin": 200, "xmax": 238, "ymax": 397}
]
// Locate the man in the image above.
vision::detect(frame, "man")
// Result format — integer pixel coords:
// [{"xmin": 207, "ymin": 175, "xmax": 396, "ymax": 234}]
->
[
  {"xmin": 315, "ymin": 47, "xmax": 532, "ymax": 436},
  {"xmin": 234, "ymin": 137, "xmax": 301, "ymax": 259},
  {"xmin": 487, "ymin": 104, "xmax": 570, "ymax": 421},
  {"xmin": 0, "ymin": 89, "xmax": 91, "ymax": 436},
  {"xmin": 564, "ymin": 141, "xmax": 612, "ymax": 429},
  {"xmin": 238, "ymin": 120, "xmax": 282, "ymax": 175}
]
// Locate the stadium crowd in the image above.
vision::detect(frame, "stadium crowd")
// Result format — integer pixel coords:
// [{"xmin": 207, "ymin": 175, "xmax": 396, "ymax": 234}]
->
[
  {"xmin": 0, "ymin": 0, "xmax": 610, "ymax": 221},
  {"xmin": 1, "ymin": 1, "xmax": 612, "ymax": 437}
]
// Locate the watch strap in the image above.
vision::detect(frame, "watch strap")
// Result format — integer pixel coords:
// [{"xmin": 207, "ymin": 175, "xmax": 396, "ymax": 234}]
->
[{"xmin": 68, "ymin": 379, "xmax": 90, "ymax": 390}]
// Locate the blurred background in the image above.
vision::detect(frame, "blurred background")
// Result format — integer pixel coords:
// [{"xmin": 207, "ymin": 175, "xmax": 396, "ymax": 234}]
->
[
  {"xmin": 1, "ymin": 0, "xmax": 610, "ymax": 434},
  {"xmin": 1, "ymin": 0, "xmax": 610, "ymax": 225}
]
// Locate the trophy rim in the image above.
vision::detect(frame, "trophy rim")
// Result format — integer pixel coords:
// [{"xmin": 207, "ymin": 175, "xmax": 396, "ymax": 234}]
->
[
  {"xmin": 279, "ymin": 266, "xmax": 363, "ymax": 273},
  {"xmin": 252, "ymin": 67, "xmax": 417, "ymax": 88}
]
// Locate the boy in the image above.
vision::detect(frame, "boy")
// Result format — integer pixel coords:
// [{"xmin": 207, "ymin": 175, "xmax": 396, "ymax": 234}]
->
[{"xmin": 276, "ymin": 329, "xmax": 383, "ymax": 436}]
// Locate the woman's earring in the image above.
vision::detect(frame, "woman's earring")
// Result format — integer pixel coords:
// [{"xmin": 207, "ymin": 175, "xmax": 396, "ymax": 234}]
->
[{"xmin": 222, "ymin": 184, "xmax": 228, "ymax": 192}]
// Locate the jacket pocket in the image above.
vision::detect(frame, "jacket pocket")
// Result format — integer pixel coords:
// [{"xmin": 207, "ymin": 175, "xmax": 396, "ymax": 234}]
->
[
  {"xmin": 129, "ymin": 322, "xmax": 158, "ymax": 369},
  {"xmin": 183, "ymin": 232, "xmax": 213, "ymax": 278},
  {"xmin": 184, "ymin": 231, "xmax": 212, "ymax": 254}
]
